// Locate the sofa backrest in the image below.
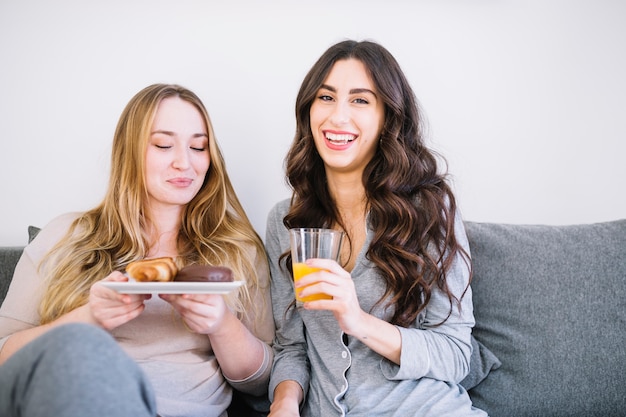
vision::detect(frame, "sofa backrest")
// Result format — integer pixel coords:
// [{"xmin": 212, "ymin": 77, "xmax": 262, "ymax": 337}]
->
[
  {"xmin": 2, "ymin": 220, "xmax": 625, "ymax": 417},
  {"xmin": 0, "ymin": 246, "xmax": 23, "ymax": 304},
  {"xmin": 464, "ymin": 219, "xmax": 626, "ymax": 416}
]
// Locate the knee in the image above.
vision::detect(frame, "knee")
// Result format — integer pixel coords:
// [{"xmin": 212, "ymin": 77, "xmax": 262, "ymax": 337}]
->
[
  {"xmin": 34, "ymin": 323, "xmax": 131, "ymax": 372},
  {"xmin": 40, "ymin": 323, "xmax": 117, "ymax": 356},
  {"xmin": 28, "ymin": 324, "xmax": 155, "ymax": 408},
  {"xmin": 3, "ymin": 324, "xmax": 156, "ymax": 417}
]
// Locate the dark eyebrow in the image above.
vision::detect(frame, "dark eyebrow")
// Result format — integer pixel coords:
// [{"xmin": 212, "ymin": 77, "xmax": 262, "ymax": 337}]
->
[{"xmin": 319, "ymin": 84, "xmax": 377, "ymax": 98}]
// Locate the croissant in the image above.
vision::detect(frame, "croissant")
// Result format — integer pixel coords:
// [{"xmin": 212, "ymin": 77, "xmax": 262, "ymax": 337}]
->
[{"xmin": 126, "ymin": 257, "xmax": 178, "ymax": 282}]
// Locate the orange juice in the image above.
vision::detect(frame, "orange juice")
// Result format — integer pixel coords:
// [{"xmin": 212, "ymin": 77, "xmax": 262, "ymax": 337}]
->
[{"xmin": 292, "ymin": 262, "xmax": 332, "ymax": 302}]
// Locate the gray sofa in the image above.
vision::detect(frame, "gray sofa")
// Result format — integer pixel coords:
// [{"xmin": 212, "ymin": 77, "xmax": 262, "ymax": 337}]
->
[{"xmin": 1, "ymin": 220, "xmax": 625, "ymax": 416}]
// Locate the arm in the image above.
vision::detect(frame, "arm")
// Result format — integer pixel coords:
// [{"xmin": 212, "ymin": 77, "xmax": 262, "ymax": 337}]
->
[
  {"xmin": 265, "ymin": 200, "xmax": 311, "ymax": 404},
  {"xmin": 269, "ymin": 380, "xmax": 303, "ymax": 417},
  {"xmin": 160, "ymin": 247, "xmax": 274, "ymax": 395},
  {"xmin": 0, "ymin": 214, "xmax": 150, "ymax": 364},
  {"xmin": 208, "ymin": 306, "xmax": 272, "ymax": 386},
  {"xmin": 0, "ymin": 309, "xmax": 86, "ymax": 364},
  {"xmin": 382, "ymin": 211, "xmax": 475, "ymax": 383},
  {"xmin": 330, "ymin": 302, "xmax": 402, "ymax": 364},
  {"xmin": 211, "ymin": 248, "xmax": 275, "ymax": 395},
  {"xmin": 299, "ymin": 211, "xmax": 474, "ymax": 383},
  {"xmin": 0, "ymin": 215, "xmax": 86, "ymax": 364},
  {"xmin": 0, "ymin": 278, "xmax": 147, "ymax": 364},
  {"xmin": 295, "ymin": 258, "xmax": 402, "ymax": 364},
  {"xmin": 159, "ymin": 298, "xmax": 271, "ymax": 396},
  {"xmin": 215, "ymin": 247, "xmax": 274, "ymax": 391}
]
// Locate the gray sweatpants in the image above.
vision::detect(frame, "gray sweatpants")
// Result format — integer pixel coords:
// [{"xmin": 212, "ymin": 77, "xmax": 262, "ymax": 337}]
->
[{"xmin": 0, "ymin": 323, "xmax": 156, "ymax": 417}]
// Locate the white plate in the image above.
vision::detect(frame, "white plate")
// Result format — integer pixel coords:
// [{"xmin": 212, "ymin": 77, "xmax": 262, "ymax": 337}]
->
[{"xmin": 100, "ymin": 281, "xmax": 244, "ymax": 294}]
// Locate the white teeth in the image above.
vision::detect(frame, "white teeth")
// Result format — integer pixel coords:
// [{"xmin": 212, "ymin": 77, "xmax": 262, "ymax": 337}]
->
[{"xmin": 325, "ymin": 132, "xmax": 356, "ymax": 144}]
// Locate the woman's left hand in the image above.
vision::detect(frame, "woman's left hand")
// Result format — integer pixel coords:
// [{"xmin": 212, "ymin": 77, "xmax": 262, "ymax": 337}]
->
[
  {"xmin": 160, "ymin": 293, "xmax": 231, "ymax": 335},
  {"xmin": 296, "ymin": 258, "xmax": 365, "ymax": 336}
]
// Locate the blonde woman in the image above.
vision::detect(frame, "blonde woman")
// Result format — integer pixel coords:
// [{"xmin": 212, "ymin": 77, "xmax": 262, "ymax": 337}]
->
[{"xmin": 0, "ymin": 84, "xmax": 273, "ymax": 417}]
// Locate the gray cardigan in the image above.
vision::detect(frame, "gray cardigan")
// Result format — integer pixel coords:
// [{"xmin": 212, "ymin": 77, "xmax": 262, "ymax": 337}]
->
[{"xmin": 266, "ymin": 198, "xmax": 487, "ymax": 417}]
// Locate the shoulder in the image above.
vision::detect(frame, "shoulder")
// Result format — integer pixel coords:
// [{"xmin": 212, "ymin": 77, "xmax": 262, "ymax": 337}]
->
[
  {"xmin": 265, "ymin": 198, "xmax": 291, "ymax": 253},
  {"xmin": 24, "ymin": 212, "xmax": 84, "ymax": 264},
  {"xmin": 266, "ymin": 198, "xmax": 291, "ymax": 230},
  {"xmin": 31, "ymin": 212, "xmax": 83, "ymax": 243},
  {"xmin": 268, "ymin": 198, "xmax": 291, "ymax": 219},
  {"xmin": 46, "ymin": 212, "xmax": 83, "ymax": 229}
]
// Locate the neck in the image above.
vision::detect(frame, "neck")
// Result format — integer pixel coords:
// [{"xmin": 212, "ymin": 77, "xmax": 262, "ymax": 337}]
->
[
  {"xmin": 326, "ymin": 171, "xmax": 368, "ymax": 223},
  {"xmin": 145, "ymin": 204, "xmax": 184, "ymax": 258},
  {"xmin": 326, "ymin": 171, "xmax": 369, "ymax": 272}
]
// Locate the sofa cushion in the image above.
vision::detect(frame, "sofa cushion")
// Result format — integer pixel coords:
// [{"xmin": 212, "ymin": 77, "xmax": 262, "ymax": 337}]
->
[
  {"xmin": 464, "ymin": 220, "xmax": 626, "ymax": 416},
  {"xmin": 460, "ymin": 335, "xmax": 501, "ymax": 390},
  {"xmin": 0, "ymin": 247, "xmax": 23, "ymax": 303},
  {"xmin": 0, "ymin": 226, "xmax": 39, "ymax": 304}
]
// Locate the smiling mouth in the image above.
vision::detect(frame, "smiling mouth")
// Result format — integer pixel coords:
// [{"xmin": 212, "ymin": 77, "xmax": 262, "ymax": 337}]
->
[{"xmin": 325, "ymin": 132, "xmax": 356, "ymax": 145}]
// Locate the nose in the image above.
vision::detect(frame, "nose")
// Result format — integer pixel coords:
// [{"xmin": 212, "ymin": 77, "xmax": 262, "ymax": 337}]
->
[
  {"xmin": 329, "ymin": 101, "xmax": 350, "ymax": 126},
  {"xmin": 172, "ymin": 147, "xmax": 191, "ymax": 170}
]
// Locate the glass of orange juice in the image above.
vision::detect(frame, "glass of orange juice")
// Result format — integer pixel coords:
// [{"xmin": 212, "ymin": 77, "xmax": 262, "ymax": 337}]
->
[{"xmin": 289, "ymin": 228, "xmax": 344, "ymax": 302}]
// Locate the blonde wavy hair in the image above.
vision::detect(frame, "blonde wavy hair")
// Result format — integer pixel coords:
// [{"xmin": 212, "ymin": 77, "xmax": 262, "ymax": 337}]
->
[{"xmin": 39, "ymin": 84, "xmax": 267, "ymax": 325}]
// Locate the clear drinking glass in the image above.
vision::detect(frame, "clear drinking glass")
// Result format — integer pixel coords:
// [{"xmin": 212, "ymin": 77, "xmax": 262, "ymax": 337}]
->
[{"xmin": 289, "ymin": 228, "xmax": 344, "ymax": 302}]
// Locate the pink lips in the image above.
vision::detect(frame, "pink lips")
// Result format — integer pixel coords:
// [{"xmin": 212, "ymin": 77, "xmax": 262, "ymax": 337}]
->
[
  {"xmin": 324, "ymin": 130, "xmax": 356, "ymax": 151},
  {"xmin": 326, "ymin": 140, "xmax": 353, "ymax": 151},
  {"xmin": 168, "ymin": 178, "xmax": 193, "ymax": 187}
]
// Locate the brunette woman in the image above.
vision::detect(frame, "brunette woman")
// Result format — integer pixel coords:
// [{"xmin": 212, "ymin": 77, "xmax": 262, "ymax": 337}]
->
[{"xmin": 266, "ymin": 40, "xmax": 486, "ymax": 417}]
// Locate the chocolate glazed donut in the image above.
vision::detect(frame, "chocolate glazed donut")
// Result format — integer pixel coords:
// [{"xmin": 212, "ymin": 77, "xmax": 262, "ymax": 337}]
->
[{"xmin": 174, "ymin": 265, "xmax": 234, "ymax": 282}]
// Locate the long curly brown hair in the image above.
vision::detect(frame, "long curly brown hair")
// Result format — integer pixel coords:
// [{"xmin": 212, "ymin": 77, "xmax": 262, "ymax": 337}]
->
[{"xmin": 283, "ymin": 40, "xmax": 470, "ymax": 327}]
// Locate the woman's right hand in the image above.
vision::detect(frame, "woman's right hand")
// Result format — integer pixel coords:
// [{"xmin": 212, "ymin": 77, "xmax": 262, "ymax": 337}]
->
[{"xmin": 87, "ymin": 271, "xmax": 151, "ymax": 330}]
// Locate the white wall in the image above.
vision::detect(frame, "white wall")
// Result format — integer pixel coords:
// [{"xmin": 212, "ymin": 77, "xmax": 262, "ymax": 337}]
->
[{"xmin": 1, "ymin": 0, "xmax": 624, "ymax": 246}]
